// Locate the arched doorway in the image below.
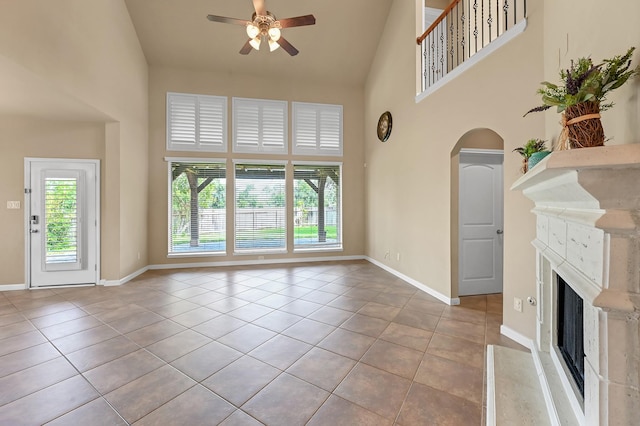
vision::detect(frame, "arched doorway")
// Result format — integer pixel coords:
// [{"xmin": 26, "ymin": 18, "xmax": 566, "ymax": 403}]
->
[{"xmin": 450, "ymin": 128, "xmax": 504, "ymax": 296}]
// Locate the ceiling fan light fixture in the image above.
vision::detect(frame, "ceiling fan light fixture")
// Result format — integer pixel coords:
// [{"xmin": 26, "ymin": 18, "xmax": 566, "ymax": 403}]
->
[
  {"xmin": 268, "ymin": 38, "xmax": 280, "ymax": 52},
  {"xmin": 268, "ymin": 27, "xmax": 281, "ymax": 42},
  {"xmin": 249, "ymin": 36, "xmax": 261, "ymax": 51},
  {"xmin": 246, "ymin": 23, "xmax": 260, "ymax": 39}
]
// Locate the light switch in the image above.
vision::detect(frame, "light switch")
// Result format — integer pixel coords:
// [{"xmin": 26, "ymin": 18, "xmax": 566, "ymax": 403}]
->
[{"xmin": 7, "ymin": 201, "xmax": 20, "ymax": 209}]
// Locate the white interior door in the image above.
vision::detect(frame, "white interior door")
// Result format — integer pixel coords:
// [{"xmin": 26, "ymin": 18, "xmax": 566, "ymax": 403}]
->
[
  {"xmin": 459, "ymin": 151, "xmax": 503, "ymax": 296},
  {"xmin": 26, "ymin": 159, "xmax": 99, "ymax": 287}
]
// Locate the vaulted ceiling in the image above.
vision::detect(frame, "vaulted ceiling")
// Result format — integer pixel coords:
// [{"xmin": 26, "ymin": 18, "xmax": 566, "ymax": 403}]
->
[{"xmin": 125, "ymin": 0, "xmax": 394, "ymax": 87}]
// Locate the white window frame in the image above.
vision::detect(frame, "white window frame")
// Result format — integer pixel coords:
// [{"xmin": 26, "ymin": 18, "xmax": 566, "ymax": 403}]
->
[
  {"xmin": 292, "ymin": 102, "xmax": 343, "ymax": 156},
  {"xmin": 166, "ymin": 92, "xmax": 228, "ymax": 153},
  {"xmin": 233, "ymin": 159, "xmax": 288, "ymax": 255},
  {"xmin": 292, "ymin": 161, "xmax": 343, "ymax": 252},
  {"xmin": 232, "ymin": 97, "xmax": 288, "ymax": 154},
  {"xmin": 166, "ymin": 157, "xmax": 228, "ymax": 257}
]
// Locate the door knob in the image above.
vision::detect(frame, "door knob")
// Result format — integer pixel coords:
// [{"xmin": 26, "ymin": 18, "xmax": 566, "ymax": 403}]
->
[{"xmin": 496, "ymin": 229, "xmax": 503, "ymax": 235}]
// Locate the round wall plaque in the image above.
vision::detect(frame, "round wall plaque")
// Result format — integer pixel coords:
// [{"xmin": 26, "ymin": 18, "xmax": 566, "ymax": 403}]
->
[{"xmin": 377, "ymin": 111, "xmax": 392, "ymax": 142}]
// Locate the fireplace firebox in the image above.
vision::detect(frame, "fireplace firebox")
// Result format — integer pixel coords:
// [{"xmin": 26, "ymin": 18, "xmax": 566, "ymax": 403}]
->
[{"xmin": 556, "ymin": 275, "xmax": 584, "ymax": 397}]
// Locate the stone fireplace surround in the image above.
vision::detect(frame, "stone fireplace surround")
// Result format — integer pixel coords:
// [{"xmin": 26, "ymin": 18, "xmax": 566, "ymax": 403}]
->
[{"xmin": 510, "ymin": 144, "xmax": 640, "ymax": 425}]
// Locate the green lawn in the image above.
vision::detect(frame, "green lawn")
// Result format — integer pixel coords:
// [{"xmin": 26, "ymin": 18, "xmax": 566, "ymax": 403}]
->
[{"xmin": 172, "ymin": 225, "xmax": 337, "ymax": 244}]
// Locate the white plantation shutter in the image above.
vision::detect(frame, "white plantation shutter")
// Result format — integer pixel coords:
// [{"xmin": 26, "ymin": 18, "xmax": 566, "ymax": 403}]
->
[
  {"xmin": 233, "ymin": 98, "xmax": 287, "ymax": 154},
  {"xmin": 167, "ymin": 93, "xmax": 227, "ymax": 152},
  {"xmin": 292, "ymin": 102, "xmax": 343, "ymax": 156}
]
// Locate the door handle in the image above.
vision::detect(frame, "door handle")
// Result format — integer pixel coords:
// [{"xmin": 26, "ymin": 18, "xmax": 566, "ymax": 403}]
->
[
  {"xmin": 496, "ymin": 229, "xmax": 503, "ymax": 235},
  {"xmin": 30, "ymin": 229, "xmax": 39, "ymax": 233}
]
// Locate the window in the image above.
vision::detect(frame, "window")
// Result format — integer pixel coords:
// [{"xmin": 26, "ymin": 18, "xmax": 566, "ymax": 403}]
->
[
  {"xmin": 169, "ymin": 160, "xmax": 226, "ymax": 255},
  {"xmin": 235, "ymin": 162, "xmax": 286, "ymax": 252},
  {"xmin": 292, "ymin": 102, "xmax": 343, "ymax": 156},
  {"xmin": 293, "ymin": 163, "xmax": 341, "ymax": 249},
  {"xmin": 233, "ymin": 97, "xmax": 288, "ymax": 154},
  {"xmin": 166, "ymin": 93, "xmax": 227, "ymax": 152}
]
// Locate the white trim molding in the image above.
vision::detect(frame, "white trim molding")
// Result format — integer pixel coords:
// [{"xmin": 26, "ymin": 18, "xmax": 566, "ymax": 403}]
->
[
  {"xmin": 499, "ymin": 324, "xmax": 533, "ymax": 349},
  {"xmin": 365, "ymin": 256, "xmax": 460, "ymax": 305},
  {"xmin": 150, "ymin": 255, "xmax": 365, "ymax": 271},
  {"xmin": 0, "ymin": 284, "xmax": 28, "ymax": 291},
  {"xmin": 99, "ymin": 266, "xmax": 149, "ymax": 287}
]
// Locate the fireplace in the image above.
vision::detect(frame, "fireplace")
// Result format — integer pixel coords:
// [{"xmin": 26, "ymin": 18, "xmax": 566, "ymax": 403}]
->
[
  {"xmin": 512, "ymin": 144, "xmax": 640, "ymax": 425},
  {"xmin": 556, "ymin": 275, "xmax": 584, "ymax": 397}
]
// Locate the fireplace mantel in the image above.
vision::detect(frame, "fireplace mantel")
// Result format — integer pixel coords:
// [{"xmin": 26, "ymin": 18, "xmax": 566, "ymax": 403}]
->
[{"xmin": 510, "ymin": 144, "xmax": 640, "ymax": 425}]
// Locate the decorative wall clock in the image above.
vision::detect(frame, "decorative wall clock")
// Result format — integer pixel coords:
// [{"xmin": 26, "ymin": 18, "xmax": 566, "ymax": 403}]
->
[{"xmin": 377, "ymin": 111, "xmax": 392, "ymax": 142}]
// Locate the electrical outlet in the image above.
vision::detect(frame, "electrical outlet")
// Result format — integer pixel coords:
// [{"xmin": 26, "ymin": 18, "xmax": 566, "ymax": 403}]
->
[
  {"xmin": 137, "ymin": 251, "xmax": 141, "ymax": 260},
  {"xmin": 513, "ymin": 297, "xmax": 523, "ymax": 312},
  {"xmin": 384, "ymin": 250, "xmax": 390, "ymax": 259},
  {"xmin": 6, "ymin": 201, "xmax": 20, "ymax": 209},
  {"xmin": 396, "ymin": 253, "xmax": 400, "ymax": 261}
]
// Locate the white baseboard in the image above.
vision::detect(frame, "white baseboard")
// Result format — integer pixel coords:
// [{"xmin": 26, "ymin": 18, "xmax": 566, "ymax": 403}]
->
[
  {"xmin": 0, "ymin": 283, "xmax": 27, "ymax": 291},
  {"xmin": 365, "ymin": 256, "xmax": 459, "ymax": 306},
  {"xmin": 99, "ymin": 266, "xmax": 149, "ymax": 287},
  {"xmin": 149, "ymin": 255, "xmax": 366, "ymax": 270},
  {"xmin": 500, "ymin": 324, "xmax": 534, "ymax": 349}
]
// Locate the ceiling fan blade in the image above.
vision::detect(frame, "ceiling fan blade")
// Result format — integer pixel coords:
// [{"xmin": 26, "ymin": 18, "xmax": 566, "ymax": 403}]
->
[
  {"xmin": 239, "ymin": 40, "xmax": 253, "ymax": 55},
  {"xmin": 252, "ymin": 0, "xmax": 266, "ymax": 16},
  {"xmin": 277, "ymin": 36, "xmax": 299, "ymax": 56},
  {"xmin": 278, "ymin": 15, "xmax": 316, "ymax": 28},
  {"xmin": 207, "ymin": 15, "xmax": 249, "ymax": 26}
]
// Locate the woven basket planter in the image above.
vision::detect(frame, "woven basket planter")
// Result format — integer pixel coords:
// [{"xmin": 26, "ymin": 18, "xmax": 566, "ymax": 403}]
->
[{"xmin": 562, "ymin": 102, "xmax": 605, "ymax": 149}]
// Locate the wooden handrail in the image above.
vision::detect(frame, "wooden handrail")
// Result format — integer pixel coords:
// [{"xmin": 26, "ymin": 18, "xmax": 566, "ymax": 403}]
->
[{"xmin": 416, "ymin": 0, "xmax": 462, "ymax": 45}]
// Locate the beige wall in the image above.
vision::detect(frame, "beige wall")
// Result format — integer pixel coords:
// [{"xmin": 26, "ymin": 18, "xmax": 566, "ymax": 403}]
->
[
  {"xmin": 0, "ymin": 0, "xmax": 148, "ymax": 286},
  {"xmin": 148, "ymin": 67, "xmax": 365, "ymax": 266},
  {"xmin": 0, "ymin": 118, "xmax": 105, "ymax": 285},
  {"xmin": 365, "ymin": 0, "xmax": 544, "ymax": 337},
  {"xmin": 543, "ymin": 0, "xmax": 640, "ymax": 146}
]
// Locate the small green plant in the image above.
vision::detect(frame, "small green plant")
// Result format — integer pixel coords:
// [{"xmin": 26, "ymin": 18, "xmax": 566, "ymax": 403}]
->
[
  {"xmin": 513, "ymin": 139, "xmax": 547, "ymax": 159},
  {"xmin": 525, "ymin": 47, "xmax": 639, "ymax": 115}
]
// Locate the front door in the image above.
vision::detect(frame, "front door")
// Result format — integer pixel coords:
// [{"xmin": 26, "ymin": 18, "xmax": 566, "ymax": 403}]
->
[
  {"xmin": 459, "ymin": 151, "xmax": 503, "ymax": 296},
  {"xmin": 26, "ymin": 159, "xmax": 99, "ymax": 287}
]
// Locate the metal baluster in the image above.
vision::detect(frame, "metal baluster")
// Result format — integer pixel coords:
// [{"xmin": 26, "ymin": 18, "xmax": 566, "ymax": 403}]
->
[
  {"xmin": 487, "ymin": 0, "xmax": 493, "ymax": 43},
  {"xmin": 430, "ymin": 34, "xmax": 435, "ymax": 86},
  {"xmin": 461, "ymin": 1, "xmax": 466, "ymax": 62},
  {"xmin": 496, "ymin": 0, "xmax": 500, "ymax": 38},
  {"xmin": 503, "ymin": 0, "xmax": 509, "ymax": 32},
  {"xmin": 468, "ymin": 0, "xmax": 471, "ymax": 58},
  {"xmin": 481, "ymin": 0, "xmax": 484, "ymax": 47},
  {"xmin": 440, "ymin": 24, "xmax": 445, "ymax": 78},
  {"xmin": 514, "ymin": 0, "xmax": 517, "ymax": 26},
  {"xmin": 422, "ymin": 40, "xmax": 426, "ymax": 91},
  {"xmin": 455, "ymin": 4, "xmax": 459, "ymax": 66},
  {"xmin": 473, "ymin": 0, "xmax": 478, "ymax": 54},
  {"xmin": 450, "ymin": 12, "xmax": 455, "ymax": 68},
  {"xmin": 436, "ymin": 24, "xmax": 440, "ymax": 82},
  {"xmin": 524, "ymin": 0, "xmax": 527, "ymax": 18}
]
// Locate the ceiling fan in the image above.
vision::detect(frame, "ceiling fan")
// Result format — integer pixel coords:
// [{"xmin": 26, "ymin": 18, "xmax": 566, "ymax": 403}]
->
[{"xmin": 206, "ymin": 0, "xmax": 315, "ymax": 56}]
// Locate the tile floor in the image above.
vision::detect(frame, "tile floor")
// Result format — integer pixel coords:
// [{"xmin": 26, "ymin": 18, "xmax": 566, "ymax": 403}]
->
[{"xmin": 0, "ymin": 260, "xmax": 524, "ymax": 425}]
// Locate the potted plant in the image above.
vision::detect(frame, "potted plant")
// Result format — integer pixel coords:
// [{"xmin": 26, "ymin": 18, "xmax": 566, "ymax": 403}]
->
[
  {"xmin": 514, "ymin": 139, "xmax": 549, "ymax": 173},
  {"xmin": 525, "ymin": 47, "xmax": 639, "ymax": 150}
]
